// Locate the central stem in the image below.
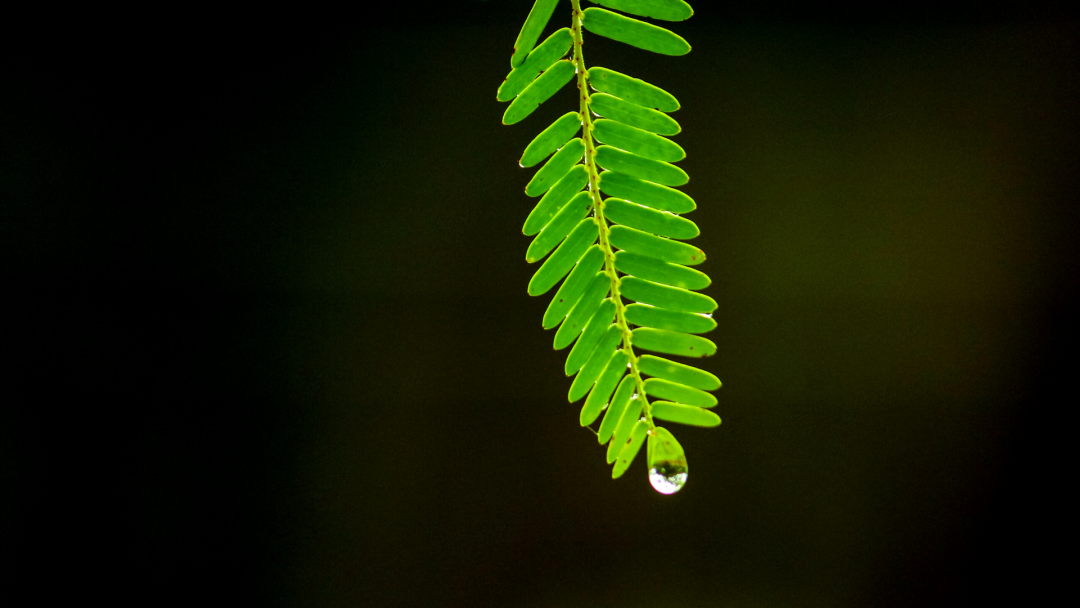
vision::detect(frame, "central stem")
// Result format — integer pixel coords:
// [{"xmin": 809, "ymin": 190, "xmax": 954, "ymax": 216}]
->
[{"xmin": 570, "ymin": 0, "xmax": 655, "ymax": 431}]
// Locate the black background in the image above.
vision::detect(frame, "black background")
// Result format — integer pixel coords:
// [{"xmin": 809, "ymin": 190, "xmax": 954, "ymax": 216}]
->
[{"xmin": 4, "ymin": 1, "xmax": 1077, "ymax": 605}]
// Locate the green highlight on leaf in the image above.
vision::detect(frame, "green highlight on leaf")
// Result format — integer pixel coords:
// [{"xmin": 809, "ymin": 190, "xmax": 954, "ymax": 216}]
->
[
  {"xmin": 595, "ymin": 146, "xmax": 688, "ymax": 187},
  {"xmin": 624, "ymin": 303, "xmax": 716, "ymax": 334},
  {"xmin": 523, "ymin": 164, "xmax": 588, "ymax": 236},
  {"xmin": 521, "ymin": 111, "xmax": 583, "ymax": 167},
  {"xmin": 543, "ymin": 245, "xmax": 604, "ymax": 329},
  {"xmin": 607, "ymin": 396, "xmax": 642, "ymax": 463},
  {"xmin": 580, "ymin": 350, "xmax": 629, "ymax": 426},
  {"xmin": 528, "ymin": 218, "xmax": 597, "ymax": 296},
  {"xmin": 582, "ymin": 8, "xmax": 691, "ymax": 56},
  {"xmin": 555, "ymin": 273, "xmax": 611, "ymax": 350},
  {"xmin": 526, "ymin": 191, "xmax": 592, "ymax": 263},
  {"xmin": 652, "ymin": 402, "xmax": 721, "ymax": 427},
  {"xmin": 591, "ymin": 94, "xmax": 681, "ymax": 136},
  {"xmin": 505, "ymin": 61, "xmax": 577, "ymax": 125},
  {"xmin": 614, "ymin": 251, "xmax": 710, "ymax": 290},
  {"xmin": 638, "ymin": 354, "xmax": 721, "ymax": 390},
  {"xmin": 612, "ymin": 420, "xmax": 648, "ymax": 478},
  {"xmin": 619, "ymin": 276, "xmax": 716, "ymax": 313},
  {"xmin": 588, "ymin": 67, "xmax": 680, "ymax": 112},
  {"xmin": 588, "ymin": 0, "xmax": 694, "ymax": 22},
  {"xmin": 499, "ymin": 28, "xmax": 574, "ymax": 102},
  {"xmin": 569, "ymin": 324, "xmax": 624, "ymax": 402},
  {"xmin": 598, "ymin": 171, "xmax": 695, "ymax": 213},
  {"xmin": 598, "ymin": 375, "xmax": 635, "ymax": 444},
  {"xmin": 511, "ymin": 0, "xmax": 563, "ymax": 68},
  {"xmin": 526, "ymin": 138, "xmax": 585, "ymax": 197},
  {"xmin": 609, "ymin": 224, "xmax": 705, "ymax": 266},
  {"xmin": 565, "ymin": 298, "xmax": 616, "ymax": 373},
  {"xmin": 604, "ymin": 198, "xmax": 698, "ymax": 239},
  {"xmin": 631, "ymin": 327, "xmax": 716, "ymax": 358},
  {"xmin": 643, "ymin": 378, "xmax": 717, "ymax": 407},
  {"xmin": 592, "ymin": 119, "xmax": 685, "ymax": 162}
]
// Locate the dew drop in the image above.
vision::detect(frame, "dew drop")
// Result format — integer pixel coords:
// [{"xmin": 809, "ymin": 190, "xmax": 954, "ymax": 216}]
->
[{"xmin": 649, "ymin": 462, "xmax": 688, "ymax": 494}]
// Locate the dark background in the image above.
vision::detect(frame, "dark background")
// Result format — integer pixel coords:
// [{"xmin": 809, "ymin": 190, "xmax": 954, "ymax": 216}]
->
[{"xmin": 4, "ymin": 1, "xmax": 1077, "ymax": 605}]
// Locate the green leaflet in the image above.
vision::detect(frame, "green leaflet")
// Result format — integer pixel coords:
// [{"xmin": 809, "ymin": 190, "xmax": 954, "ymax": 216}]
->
[
  {"xmin": 526, "ymin": 138, "xmax": 584, "ymax": 196},
  {"xmin": 569, "ymin": 325, "xmax": 624, "ymax": 402},
  {"xmin": 511, "ymin": 0, "xmax": 562, "ymax": 68},
  {"xmin": 614, "ymin": 251, "xmax": 710, "ymax": 290},
  {"xmin": 523, "ymin": 164, "xmax": 588, "ymax": 236},
  {"xmin": 595, "ymin": 146, "xmax": 687, "ymax": 187},
  {"xmin": 521, "ymin": 111, "xmax": 582, "ymax": 167},
  {"xmin": 526, "ymin": 192, "xmax": 592, "ymax": 263},
  {"xmin": 643, "ymin": 378, "xmax": 717, "ymax": 407},
  {"xmin": 499, "ymin": 28, "xmax": 574, "ymax": 102},
  {"xmin": 647, "ymin": 426, "xmax": 688, "ymax": 493},
  {"xmin": 624, "ymin": 303, "xmax": 716, "ymax": 334},
  {"xmin": 598, "ymin": 375, "xmax": 635, "ymax": 444},
  {"xmin": 638, "ymin": 354, "xmax": 721, "ymax": 390},
  {"xmin": 555, "ymin": 273, "xmax": 611, "ymax": 350},
  {"xmin": 528, "ymin": 218, "xmax": 597, "ymax": 296},
  {"xmin": 607, "ymin": 397, "xmax": 642, "ymax": 463},
  {"xmin": 565, "ymin": 298, "xmax": 616, "ymax": 374},
  {"xmin": 652, "ymin": 401, "xmax": 721, "ymax": 427},
  {"xmin": 588, "ymin": 0, "xmax": 694, "ymax": 22},
  {"xmin": 598, "ymin": 171, "xmax": 695, "ymax": 213},
  {"xmin": 592, "ymin": 118, "xmax": 684, "ymax": 162},
  {"xmin": 612, "ymin": 420, "xmax": 648, "ymax": 478},
  {"xmin": 591, "ymin": 94, "xmax": 681, "ymax": 136},
  {"xmin": 580, "ymin": 350, "xmax": 629, "ymax": 426},
  {"xmin": 632, "ymin": 327, "xmax": 716, "ymax": 358},
  {"xmin": 505, "ymin": 61, "xmax": 576, "ymax": 125},
  {"xmin": 609, "ymin": 225, "xmax": 705, "ymax": 266},
  {"xmin": 604, "ymin": 198, "xmax": 698, "ymax": 239},
  {"xmin": 620, "ymin": 276, "xmax": 716, "ymax": 313},
  {"xmin": 588, "ymin": 67, "xmax": 680, "ymax": 112},
  {"xmin": 582, "ymin": 8, "xmax": 691, "ymax": 57},
  {"xmin": 543, "ymin": 245, "xmax": 604, "ymax": 329}
]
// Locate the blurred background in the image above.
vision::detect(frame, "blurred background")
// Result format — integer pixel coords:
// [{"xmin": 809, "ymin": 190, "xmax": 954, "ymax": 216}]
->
[{"xmin": 4, "ymin": 0, "xmax": 1077, "ymax": 605}]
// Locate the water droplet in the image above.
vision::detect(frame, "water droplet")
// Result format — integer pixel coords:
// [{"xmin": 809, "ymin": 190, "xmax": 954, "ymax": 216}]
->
[{"xmin": 649, "ymin": 462, "xmax": 688, "ymax": 494}]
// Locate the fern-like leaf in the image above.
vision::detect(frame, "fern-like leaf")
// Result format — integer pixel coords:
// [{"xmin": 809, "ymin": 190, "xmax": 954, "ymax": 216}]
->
[{"xmin": 497, "ymin": 0, "xmax": 719, "ymax": 495}]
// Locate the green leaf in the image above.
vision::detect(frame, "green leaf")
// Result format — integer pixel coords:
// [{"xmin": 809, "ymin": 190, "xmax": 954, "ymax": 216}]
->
[
  {"xmin": 554, "ymin": 274, "xmax": 611, "ymax": 351},
  {"xmin": 652, "ymin": 401, "xmax": 721, "ymax": 427},
  {"xmin": 526, "ymin": 192, "xmax": 592, "ymax": 263},
  {"xmin": 592, "ymin": 118, "xmax": 684, "ymax": 162},
  {"xmin": 504, "ymin": 61, "xmax": 577, "ymax": 125},
  {"xmin": 520, "ymin": 111, "xmax": 582, "ymax": 167},
  {"xmin": 565, "ymin": 298, "xmax": 616, "ymax": 373},
  {"xmin": 598, "ymin": 375, "xmax": 635, "ymax": 444},
  {"xmin": 624, "ymin": 303, "xmax": 716, "ymax": 334},
  {"xmin": 609, "ymin": 225, "xmax": 705, "ymax": 266},
  {"xmin": 543, "ymin": 245, "xmax": 604, "ymax": 329},
  {"xmin": 587, "ymin": 67, "xmax": 680, "ymax": 112},
  {"xmin": 523, "ymin": 164, "xmax": 588, "ymax": 236},
  {"xmin": 647, "ymin": 426, "xmax": 688, "ymax": 493},
  {"xmin": 614, "ymin": 251, "xmax": 710, "ymax": 290},
  {"xmin": 643, "ymin": 378, "xmax": 717, "ymax": 407},
  {"xmin": 631, "ymin": 327, "xmax": 716, "ymax": 357},
  {"xmin": 591, "ymin": 94, "xmax": 681, "ymax": 136},
  {"xmin": 511, "ymin": 0, "xmax": 563, "ymax": 68},
  {"xmin": 604, "ymin": 198, "xmax": 698, "ymax": 239},
  {"xmin": 638, "ymin": 354, "xmax": 721, "ymax": 390},
  {"xmin": 595, "ymin": 146, "xmax": 688, "ymax": 187},
  {"xmin": 580, "ymin": 350, "xmax": 629, "ymax": 426},
  {"xmin": 582, "ymin": 8, "xmax": 691, "ymax": 56},
  {"xmin": 607, "ymin": 396, "xmax": 642, "ymax": 463},
  {"xmin": 528, "ymin": 219, "xmax": 597, "ymax": 296},
  {"xmin": 499, "ymin": 28, "xmax": 574, "ymax": 102},
  {"xmin": 587, "ymin": 0, "xmax": 694, "ymax": 22},
  {"xmin": 620, "ymin": 276, "xmax": 716, "ymax": 313},
  {"xmin": 569, "ymin": 325, "xmax": 624, "ymax": 402},
  {"xmin": 612, "ymin": 420, "xmax": 648, "ymax": 478},
  {"xmin": 525, "ymin": 138, "xmax": 584, "ymax": 196},
  {"xmin": 598, "ymin": 171, "xmax": 695, "ymax": 213}
]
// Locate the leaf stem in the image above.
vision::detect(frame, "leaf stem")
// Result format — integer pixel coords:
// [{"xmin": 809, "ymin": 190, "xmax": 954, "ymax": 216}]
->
[{"xmin": 570, "ymin": 0, "xmax": 655, "ymax": 432}]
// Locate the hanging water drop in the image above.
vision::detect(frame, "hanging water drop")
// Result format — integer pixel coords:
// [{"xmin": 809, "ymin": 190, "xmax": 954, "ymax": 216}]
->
[{"xmin": 649, "ymin": 462, "xmax": 688, "ymax": 494}]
